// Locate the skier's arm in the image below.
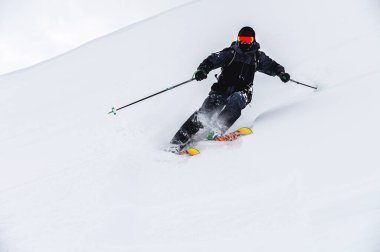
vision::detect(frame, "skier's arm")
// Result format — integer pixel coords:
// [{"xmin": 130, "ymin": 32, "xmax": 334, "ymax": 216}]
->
[
  {"xmin": 198, "ymin": 48, "xmax": 235, "ymax": 74},
  {"xmin": 257, "ymin": 51, "xmax": 285, "ymax": 76}
]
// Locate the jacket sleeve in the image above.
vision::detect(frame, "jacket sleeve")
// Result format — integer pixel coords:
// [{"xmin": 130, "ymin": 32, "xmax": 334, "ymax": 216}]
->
[
  {"xmin": 197, "ymin": 48, "xmax": 235, "ymax": 74},
  {"xmin": 257, "ymin": 51, "xmax": 285, "ymax": 76}
]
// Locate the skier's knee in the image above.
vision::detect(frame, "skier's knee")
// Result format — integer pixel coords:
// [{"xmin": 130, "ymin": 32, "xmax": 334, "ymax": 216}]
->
[{"xmin": 228, "ymin": 92, "xmax": 247, "ymax": 111}]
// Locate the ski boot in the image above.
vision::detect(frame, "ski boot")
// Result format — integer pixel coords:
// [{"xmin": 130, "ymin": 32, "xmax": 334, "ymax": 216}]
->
[
  {"xmin": 166, "ymin": 139, "xmax": 190, "ymax": 154},
  {"xmin": 207, "ymin": 128, "xmax": 223, "ymax": 140}
]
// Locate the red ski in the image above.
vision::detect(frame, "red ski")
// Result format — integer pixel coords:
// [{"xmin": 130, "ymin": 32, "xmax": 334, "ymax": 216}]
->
[
  {"xmin": 174, "ymin": 128, "xmax": 252, "ymax": 156},
  {"xmin": 212, "ymin": 127, "xmax": 253, "ymax": 141}
]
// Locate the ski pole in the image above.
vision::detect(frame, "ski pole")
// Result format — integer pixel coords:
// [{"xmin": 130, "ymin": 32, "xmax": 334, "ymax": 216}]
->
[
  {"xmin": 290, "ymin": 79, "xmax": 318, "ymax": 90},
  {"xmin": 108, "ymin": 78, "xmax": 195, "ymax": 115}
]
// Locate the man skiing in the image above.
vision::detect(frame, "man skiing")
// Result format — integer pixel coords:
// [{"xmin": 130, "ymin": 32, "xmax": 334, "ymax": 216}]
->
[{"xmin": 168, "ymin": 26, "xmax": 290, "ymax": 153}]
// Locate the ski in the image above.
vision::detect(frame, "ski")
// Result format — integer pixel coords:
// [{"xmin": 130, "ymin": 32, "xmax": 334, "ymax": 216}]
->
[
  {"xmin": 170, "ymin": 127, "xmax": 252, "ymax": 156},
  {"xmin": 211, "ymin": 127, "xmax": 253, "ymax": 142},
  {"xmin": 179, "ymin": 127, "xmax": 252, "ymax": 156},
  {"xmin": 177, "ymin": 148, "xmax": 200, "ymax": 156}
]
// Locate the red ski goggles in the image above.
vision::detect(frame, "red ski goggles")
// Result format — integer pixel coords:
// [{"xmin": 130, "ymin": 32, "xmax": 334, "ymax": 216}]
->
[{"xmin": 237, "ymin": 36, "xmax": 254, "ymax": 44}]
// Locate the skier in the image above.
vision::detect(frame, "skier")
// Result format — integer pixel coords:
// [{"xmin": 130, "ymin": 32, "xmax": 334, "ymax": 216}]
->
[{"xmin": 168, "ymin": 26, "xmax": 290, "ymax": 153}]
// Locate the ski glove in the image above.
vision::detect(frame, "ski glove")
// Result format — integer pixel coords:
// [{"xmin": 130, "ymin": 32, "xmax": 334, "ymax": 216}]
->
[
  {"xmin": 193, "ymin": 70, "xmax": 207, "ymax": 81},
  {"xmin": 278, "ymin": 72, "xmax": 290, "ymax": 83}
]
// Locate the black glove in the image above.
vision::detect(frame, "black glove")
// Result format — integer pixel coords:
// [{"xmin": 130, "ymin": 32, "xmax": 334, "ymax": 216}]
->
[
  {"xmin": 193, "ymin": 69, "xmax": 207, "ymax": 81},
  {"xmin": 278, "ymin": 72, "xmax": 290, "ymax": 83}
]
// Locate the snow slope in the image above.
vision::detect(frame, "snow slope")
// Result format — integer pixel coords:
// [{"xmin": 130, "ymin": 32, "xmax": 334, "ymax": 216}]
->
[
  {"xmin": 0, "ymin": 0, "xmax": 190, "ymax": 74},
  {"xmin": 1, "ymin": 0, "xmax": 380, "ymax": 251}
]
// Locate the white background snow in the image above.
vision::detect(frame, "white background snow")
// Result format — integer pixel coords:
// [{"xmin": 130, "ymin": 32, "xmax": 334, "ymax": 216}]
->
[
  {"xmin": 0, "ymin": 0, "xmax": 189, "ymax": 75},
  {"xmin": 1, "ymin": 0, "xmax": 380, "ymax": 251}
]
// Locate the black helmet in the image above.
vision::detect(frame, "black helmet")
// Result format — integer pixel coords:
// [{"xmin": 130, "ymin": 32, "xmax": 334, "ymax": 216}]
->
[{"xmin": 237, "ymin": 26, "xmax": 255, "ymax": 51}]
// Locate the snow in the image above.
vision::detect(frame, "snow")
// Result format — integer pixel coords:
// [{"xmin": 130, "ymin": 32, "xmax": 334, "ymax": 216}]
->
[
  {"xmin": 1, "ymin": 0, "xmax": 380, "ymax": 251},
  {"xmin": 0, "ymin": 0, "xmax": 190, "ymax": 75}
]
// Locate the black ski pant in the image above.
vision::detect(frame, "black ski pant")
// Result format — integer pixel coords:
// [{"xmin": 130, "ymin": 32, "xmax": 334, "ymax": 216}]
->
[{"xmin": 171, "ymin": 90, "xmax": 249, "ymax": 144}]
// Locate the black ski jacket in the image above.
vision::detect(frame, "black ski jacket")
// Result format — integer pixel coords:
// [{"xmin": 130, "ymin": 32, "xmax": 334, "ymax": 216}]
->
[{"xmin": 198, "ymin": 42, "xmax": 285, "ymax": 94}]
